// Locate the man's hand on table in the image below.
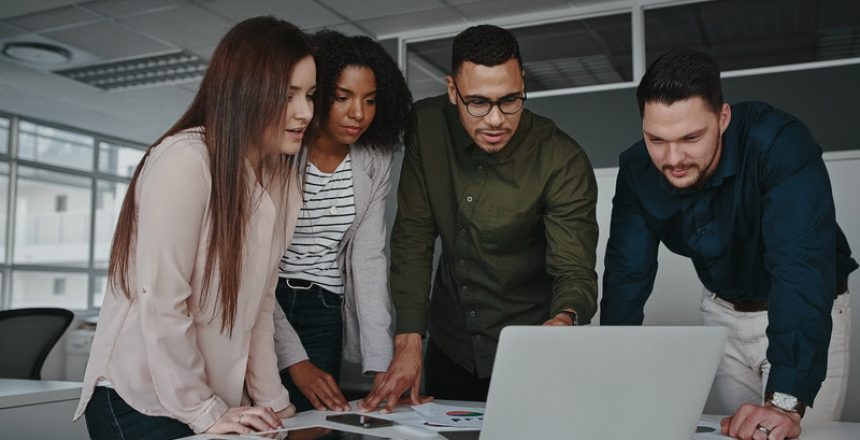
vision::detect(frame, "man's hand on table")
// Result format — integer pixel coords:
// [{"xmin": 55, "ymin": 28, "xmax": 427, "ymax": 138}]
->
[{"xmin": 720, "ymin": 403, "xmax": 801, "ymax": 440}]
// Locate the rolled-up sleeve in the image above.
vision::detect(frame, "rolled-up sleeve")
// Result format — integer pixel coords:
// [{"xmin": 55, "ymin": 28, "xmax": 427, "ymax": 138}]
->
[{"xmin": 135, "ymin": 145, "xmax": 228, "ymax": 433}]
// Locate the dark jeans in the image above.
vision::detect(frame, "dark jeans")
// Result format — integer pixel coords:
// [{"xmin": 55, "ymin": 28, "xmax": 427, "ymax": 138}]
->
[
  {"xmin": 275, "ymin": 278, "xmax": 344, "ymax": 412},
  {"xmin": 425, "ymin": 339, "xmax": 491, "ymax": 402},
  {"xmin": 84, "ymin": 386, "xmax": 194, "ymax": 440}
]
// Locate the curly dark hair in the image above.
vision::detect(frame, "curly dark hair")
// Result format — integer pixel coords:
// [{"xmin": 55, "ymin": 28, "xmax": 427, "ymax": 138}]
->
[
  {"xmin": 451, "ymin": 24, "xmax": 522, "ymax": 75},
  {"xmin": 312, "ymin": 30, "xmax": 412, "ymax": 151}
]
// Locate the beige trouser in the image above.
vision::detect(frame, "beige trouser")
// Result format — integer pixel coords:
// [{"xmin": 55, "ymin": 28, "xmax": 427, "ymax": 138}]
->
[{"xmin": 701, "ymin": 289, "xmax": 851, "ymax": 423}]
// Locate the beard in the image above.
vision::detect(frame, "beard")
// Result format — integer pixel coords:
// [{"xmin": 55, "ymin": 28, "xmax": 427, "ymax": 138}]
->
[
  {"xmin": 662, "ymin": 133, "xmax": 722, "ymax": 189},
  {"xmin": 662, "ymin": 163, "xmax": 706, "ymax": 189}
]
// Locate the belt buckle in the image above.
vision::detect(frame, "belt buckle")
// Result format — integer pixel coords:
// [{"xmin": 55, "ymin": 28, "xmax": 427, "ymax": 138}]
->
[{"xmin": 286, "ymin": 278, "xmax": 314, "ymax": 290}]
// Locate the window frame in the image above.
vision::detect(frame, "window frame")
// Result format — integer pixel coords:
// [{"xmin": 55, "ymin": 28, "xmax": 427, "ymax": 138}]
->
[{"xmin": 0, "ymin": 110, "xmax": 146, "ymax": 313}]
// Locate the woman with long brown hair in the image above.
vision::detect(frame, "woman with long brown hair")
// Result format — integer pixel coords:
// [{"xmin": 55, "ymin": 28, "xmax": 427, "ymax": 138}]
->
[{"xmin": 73, "ymin": 17, "xmax": 316, "ymax": 439}]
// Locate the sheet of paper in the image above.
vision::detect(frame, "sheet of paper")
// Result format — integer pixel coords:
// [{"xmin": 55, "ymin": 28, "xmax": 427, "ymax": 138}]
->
[{"xmin": 410, "ymin": 402, "xmax": 485, "ymax": 429}]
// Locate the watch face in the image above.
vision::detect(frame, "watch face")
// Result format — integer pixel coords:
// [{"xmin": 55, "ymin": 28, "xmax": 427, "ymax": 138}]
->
[{"xmin": 772, "ymin": 392, "xmax": 799, "ymax": 411}]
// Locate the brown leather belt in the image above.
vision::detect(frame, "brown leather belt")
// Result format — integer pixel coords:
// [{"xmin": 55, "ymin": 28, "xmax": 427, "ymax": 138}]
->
[{"xmin": 723, "ymin": 279, "xmax": 849, "ymax": 313}]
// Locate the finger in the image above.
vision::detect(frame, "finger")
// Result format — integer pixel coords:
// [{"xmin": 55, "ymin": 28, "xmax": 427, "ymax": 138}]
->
[
  {"xmin": 247, "ymin": 407, "xmax": 282, "ymax": 429},
  {"xmin": 409, "ymin": 377, "xmax": 422, "ymax": 405},
  {"xmin": 240, "ymin": 414, "xmax": 275, "ymax": 432},
  {"xmin": 359, "ymin": 383, "xmax": 387, "ymax": 412},
  {"xmin": 315, "ymin": 380, "xmax": 346, "ymax": 411},
  {"xmin": 382, "ymin": 389, "xmax": 400, "ymax": 413},
  {"xmin": 307, "ymin": 390, "xmax": 327, "ymax": 411},
  {"xmin": 729, "ymin": 404, "xmax": 755, "ymax": 438},
  {"xmin": 228, "ymin": 422, "xmax": 251, "ymax": 435},
  {"xmin": 720, "ymin": 416, "xmax": 731, "ymax": 434},
  {"xmin": 323, "ymin": 375, "xmax": 349, "ymax": 409},
  {"xmin": 769, "ymin": 423, "xmax": 789, "ymax": 440}
]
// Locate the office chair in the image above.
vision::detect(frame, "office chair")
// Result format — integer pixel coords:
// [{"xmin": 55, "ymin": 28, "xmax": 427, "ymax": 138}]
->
[{"xmin": 0, "ymin": 307, "xmax": 74, "ymax": 380}]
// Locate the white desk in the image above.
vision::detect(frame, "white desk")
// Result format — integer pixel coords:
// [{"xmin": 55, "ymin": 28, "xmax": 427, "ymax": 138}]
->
[
  {"xmin": 0, "ymin": 378, "xmax": 88, "ymax": 440},
  {"xmin": 182, "ymin": 401, "xmax": 860, "ymax": 439}
]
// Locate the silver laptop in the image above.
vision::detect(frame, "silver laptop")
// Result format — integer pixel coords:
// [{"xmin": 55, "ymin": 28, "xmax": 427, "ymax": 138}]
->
[{"xmin": 479, "ymin": 326, "xmax": 727, "ymax": 440}]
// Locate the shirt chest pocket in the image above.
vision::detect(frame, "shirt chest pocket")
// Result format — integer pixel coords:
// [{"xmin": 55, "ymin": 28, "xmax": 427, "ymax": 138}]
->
[{"xmin": 475, "ymin": 204, "xmax": 542, "ymax": 252}]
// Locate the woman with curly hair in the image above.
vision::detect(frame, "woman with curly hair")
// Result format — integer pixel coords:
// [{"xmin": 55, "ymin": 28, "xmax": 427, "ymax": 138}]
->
[
  {"xmin": 272, "ymin": 30, "xmax": 411, "ymax": 412},
  {"xmin": 75, "ymin": 17, "xmax": 315, "ymax": 439}
]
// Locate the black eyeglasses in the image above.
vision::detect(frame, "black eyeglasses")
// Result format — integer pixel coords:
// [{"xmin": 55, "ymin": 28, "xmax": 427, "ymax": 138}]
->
[{"xmin": 452, "ymin": 80, "xmax": 527, "ymax": 117}]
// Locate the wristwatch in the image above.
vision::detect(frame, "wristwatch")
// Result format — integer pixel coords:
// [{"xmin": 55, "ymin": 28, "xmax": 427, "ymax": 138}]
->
[
  {"xmin": 766, "ymin": 392, "xmax": 806, "ymax": 418},
  {"xmin": 558, "ymin": 310, "xmax": 578, "ymax": 326}
]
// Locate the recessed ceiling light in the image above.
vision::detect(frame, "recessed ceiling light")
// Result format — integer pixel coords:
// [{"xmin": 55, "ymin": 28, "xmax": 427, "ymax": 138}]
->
[
  {"xmin": 2, "ymin": 42, "xmax": 72, "ymax": 64},
  {"xmin": 55, "ymin": 50, "xmax": 208, "ymax": 91}
]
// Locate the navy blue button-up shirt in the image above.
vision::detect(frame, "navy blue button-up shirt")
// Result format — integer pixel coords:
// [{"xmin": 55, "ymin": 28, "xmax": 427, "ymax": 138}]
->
[{"xmin": 601, "ymin": 101, "xmax": 857, "ymax": 406}]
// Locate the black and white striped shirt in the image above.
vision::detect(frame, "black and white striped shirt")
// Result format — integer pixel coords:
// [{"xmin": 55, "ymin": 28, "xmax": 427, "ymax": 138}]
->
[{"xmin": 279, "ymin": 155, "xmax": 355, "ymax": 294}]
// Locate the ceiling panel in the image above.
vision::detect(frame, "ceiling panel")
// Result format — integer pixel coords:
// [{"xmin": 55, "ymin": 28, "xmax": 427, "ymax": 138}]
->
[
  {"xmin": 0, "ymin": 0, "xmax": 79, "ymax": 20},
  {"xmin": 358, "ymin": 8, "xmax": 467, "ymax": 37},
  {"xmin": 306, "ymin": 22, "xmax": 368, "ymax": 36},
  {"xmin": 0, "ymin": 23, "xmax": 24, "ymax": 39},
  {"xmin": 78, "ymin": 0, "xmax": 190, "ymax": 17},
  {"xmin": 454, "ymin": 0, "xmax": 577, "ymax": 21},
  {"xmin": 205, "ymin": 0, "xmax": 344, "ymax": 29},
  {"xmin": 44, "ymin": 21, "xmax": 174, "ymax": 59},
  {"xmin": 188, "ymin": 43, "xmax": 217, "ymax": 60},
  {"xmin": 319, "ymin": 0, "xmax": 445, "ymax": 21},
  {"xmin": 118, "ymin": 5, "xmax": 232, "ymax": 48},
  {"xmin": 5, "ymin": 6, "xmax": 101, "ymax": 32}
]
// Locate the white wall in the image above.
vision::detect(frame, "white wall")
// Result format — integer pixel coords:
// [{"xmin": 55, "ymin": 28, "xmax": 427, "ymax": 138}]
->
[{"xmin": 590, "ymin": 151, "xmax": 860, "ymax": 422}]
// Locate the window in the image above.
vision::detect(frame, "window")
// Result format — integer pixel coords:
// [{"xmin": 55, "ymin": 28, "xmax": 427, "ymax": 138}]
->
[
  {"xmin": 99, "ymin": 141, "xmax": 145, "ymax": 178},
  {"xmin": 53, "ymin": 278, "xmax": 66, "ymax": 295},
  {"xmin": 55, "ymin": 194, "xmax": 68, "ymax": 212},
  {"xmin": 644, "ymin": 0, "xmax": 860, "ymax": 71},
  {"xmin": 0, "ymin": 113, "xmax": 145, "ymax": 310},
  {"xmin": 405, "ymin": 13, "xmax": 633, "ymax": 99},
  {"xmin": 14, "ymin": 167, "xmax": 91, "ymax": 268},
  {"xmin": 94, "ymin": 180, "xmax": 129, "ymax": 269},
  {"xmin": 12, "ymin": 271, "xmax": 88, "ymax": 309},
  {"xmin": 0, "ymin": 117, "xmax": 8, "ymax": 154},
  {"xmin": 17, "ymin": 121, "xmax": 94, "ymax": 171}
]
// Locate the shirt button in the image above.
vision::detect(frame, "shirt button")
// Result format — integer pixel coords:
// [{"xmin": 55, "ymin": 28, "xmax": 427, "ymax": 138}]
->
[
  {"xmin": 466, "ymin": 196, "xmax": 474, "ymax": 202},
  {"xmin": 709, "ymin": 261, "xmax": 718, "ymax": 268},
  {"xmin": 469, "ymin": 310, "xmax": 476, "ymax": 317},
  {"xmin": 459, "ymin": 259, "xmax": 466, "ymax": 265},
  {"xmin": 462, "ymin": 285, "xmax": 469, "ymax": 292},
  {"xmin": 698, "ymin": 227, "xmax": 707, "ymax": 235},
  {"xmin": 477, "ymin": 165, "xmax": 484, "ymax": 172},
  {"xmin": 475, "ymin": 335, "xmax": 482, "ymax": 341}
]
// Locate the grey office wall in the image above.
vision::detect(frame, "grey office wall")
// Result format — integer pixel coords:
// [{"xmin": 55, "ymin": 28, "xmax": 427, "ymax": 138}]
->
[{"xmin": 526, "ymin": 63, "xmax": 860, "ymax": 169}]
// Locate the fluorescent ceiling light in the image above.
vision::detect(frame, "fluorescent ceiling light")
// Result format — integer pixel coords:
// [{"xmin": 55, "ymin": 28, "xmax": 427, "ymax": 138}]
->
[{"xmin": 55, "ymin": 51, "xmax": 207, "ymax": 91}]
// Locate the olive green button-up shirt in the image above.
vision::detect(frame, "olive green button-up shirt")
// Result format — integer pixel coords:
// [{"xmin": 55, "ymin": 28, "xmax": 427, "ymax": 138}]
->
[{"xmin": 390, "ymin": 95, "xmax": 598, "ymax": 378}]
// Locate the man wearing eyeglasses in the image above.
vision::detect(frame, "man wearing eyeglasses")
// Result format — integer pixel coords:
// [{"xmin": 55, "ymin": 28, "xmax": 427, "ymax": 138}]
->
[{"xmin": 359, "ymin": 25, "xmax": 598, "ymax": 412}]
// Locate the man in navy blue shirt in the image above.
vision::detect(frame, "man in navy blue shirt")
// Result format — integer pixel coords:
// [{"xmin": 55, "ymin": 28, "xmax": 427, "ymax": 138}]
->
[{"xmin": 601, "ymin": 48, "xmax": 856, "ymax": 440}]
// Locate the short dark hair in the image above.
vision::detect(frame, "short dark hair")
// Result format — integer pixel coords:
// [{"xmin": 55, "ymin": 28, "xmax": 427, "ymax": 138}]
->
[
  {"xmin": 451, "ymin": 24, "xmax": 522, "ymax": 75},
  {"xmin": 313, "ymin": 30, "xmax": 412, "ymax": 151},
  {"xmin": 636, "ymin": 48, "xmax": 724, "ymax": 116}
]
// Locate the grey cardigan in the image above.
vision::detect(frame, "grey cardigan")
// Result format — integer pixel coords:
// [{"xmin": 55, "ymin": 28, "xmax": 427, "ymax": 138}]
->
[{"xmin": 273, "ymin": 146, "xmax": 394, "ymax": 374}]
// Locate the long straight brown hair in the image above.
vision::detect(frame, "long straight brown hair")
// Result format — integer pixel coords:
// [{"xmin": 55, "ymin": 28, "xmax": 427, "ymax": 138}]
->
[{"xmin": 108, "ymin": 16, "xmax": 313, "ymax": 335}]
